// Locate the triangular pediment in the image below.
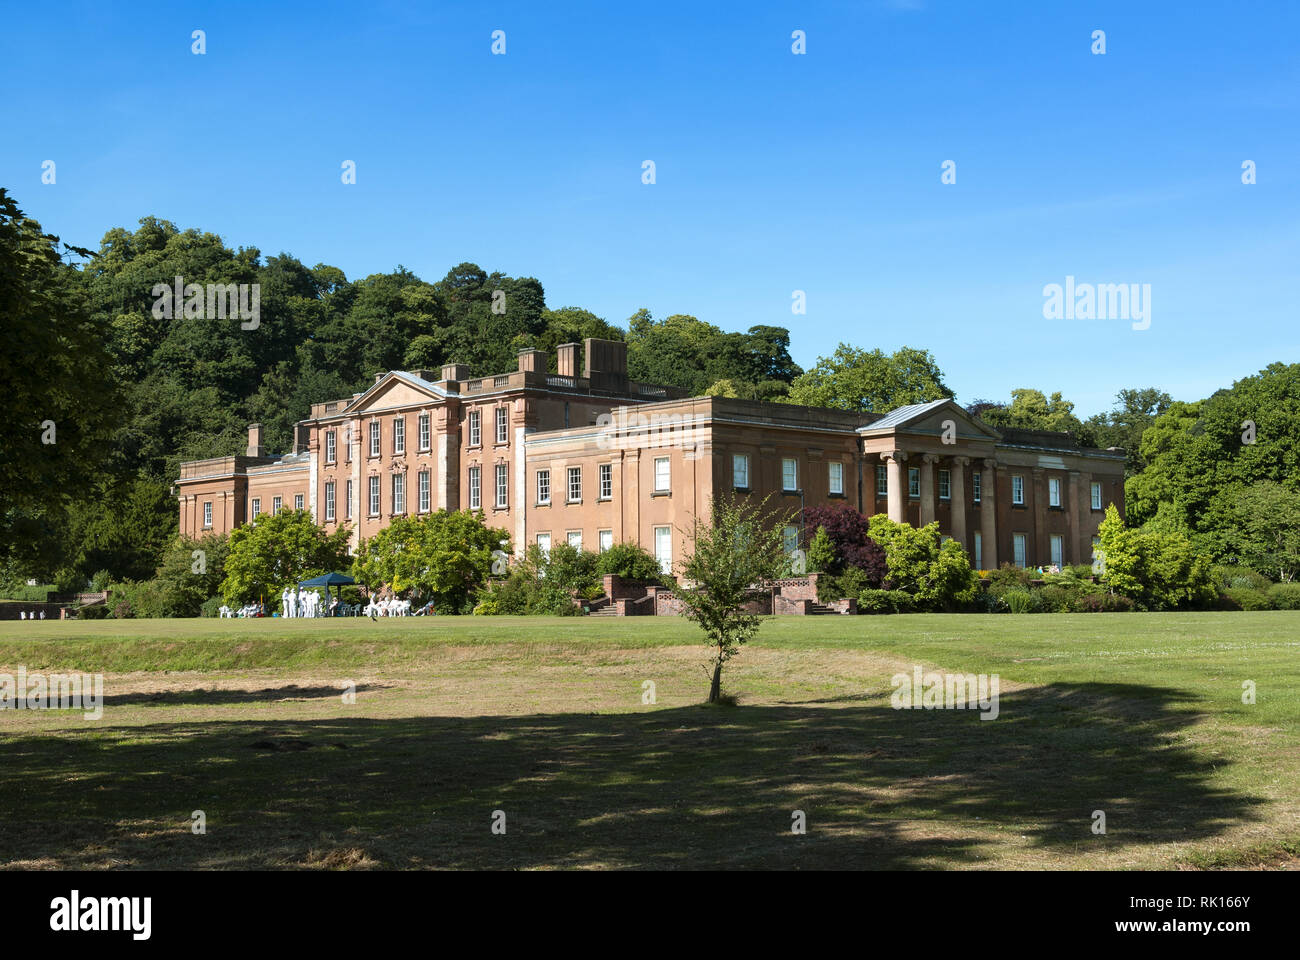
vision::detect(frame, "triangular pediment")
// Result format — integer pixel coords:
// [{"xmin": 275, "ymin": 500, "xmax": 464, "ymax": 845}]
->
[
  {"xmin": 858, "ymin": 399, "xmax": 1001, "ymax": 442},
  {"xmin": 344, "ymin": 371, "xmax": 449, "ymax": 415}
]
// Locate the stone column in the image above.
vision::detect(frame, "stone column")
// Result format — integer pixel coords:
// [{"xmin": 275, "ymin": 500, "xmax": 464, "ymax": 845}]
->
[
  {"xmin": 919, "ymin": 454, "xmax": 938, "ymax": 526},
  {"xmin": 882, "ymin": 451, "xmax": 908, "ymax": 523},
  {"xmin": 950, "ymin": 457, "xmax": 969, "ymax": 551},
  {"xmin": 980, "ymin": 458, "xmax": 998, "ymax": 569},
  {"xmin": 1068, "ymin": 470, "xmax": 1083, "ymax": 566},
  {"xmin": 1032, "ymin": 467, "xmax": 1047, "ymax": 567}
]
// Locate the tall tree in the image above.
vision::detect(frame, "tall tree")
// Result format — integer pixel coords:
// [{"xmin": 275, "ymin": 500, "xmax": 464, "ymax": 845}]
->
[{"xmin": 784, "ymin": 344, "xmax": 952, "ymax": 413}]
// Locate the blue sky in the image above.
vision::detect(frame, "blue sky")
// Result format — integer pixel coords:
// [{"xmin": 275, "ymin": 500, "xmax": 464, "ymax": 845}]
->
[{"xmin": 3, "ymin": 0, "xmax": 1297, "ymax": 416}]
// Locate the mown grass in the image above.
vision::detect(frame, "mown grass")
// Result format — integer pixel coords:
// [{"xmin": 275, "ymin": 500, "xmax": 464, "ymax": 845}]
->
[{"xmin": 0, "ymin": 612, "xmax": 1297, "ymax": 870}]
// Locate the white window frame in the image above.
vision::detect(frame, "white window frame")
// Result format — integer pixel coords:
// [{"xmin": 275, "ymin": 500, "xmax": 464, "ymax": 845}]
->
[
  {"xmin": 325, "ymin": 430, "xmax": 336, "ymax": 464},
  {"xmin": 469, "ymin": 409, "xmax": 481, "ymax": 447},
  {"xmin": 829, "ymin": 461, "xmax": 844, "ymax": 496},
  {"xmin": 536, "ymin": 469, "xmax": 551, "ymax": 505},
  {"xmin": 654, "ymin": 456, "xmax": 671, "ymax": 493},
  {"xmin": 973, "ymin": 530, "xmax": 983, "ymax": 569},
  {"xmin": 272, "ymin": 496, "xmax": 282, "ymax": 516},
  {"xmin": 495, "ymin": 463, "xmax": 508, "ymax": 509},
  {"xmin": 876, "ymin": 464, "xmax": 888, "ymax": 497},
  {"xmin": 368, "ymin": 476, "xmax": 380, "ymax": 516},
  {"xmin": 654, "ymin": 525, "xmax": 672, "ymax": 575},
  {"xmin": 468, "ymin": 465, "xmax": 481, "ymax": 510},
  {"xmin": 418, "ymin": 412, "xmax": 430, "ymax": 451},
  {"xmin": 598, "ymin": 529, "xmax": 613, "ymax": 553},
  {"xmin": 536, "ymin": 532, "xmax": 551, "ymax": 557},
  {"xmin": 1013, "ymin": 533, "xmax": 1027, "ymax": 568},
  {"xmin": 973, "ymin": 470, "xmax": 982, "ymax": 503},
  {"xmin": 369, "ymin": 420, "xmax": 380, "ymax": 458},
  {"xmin": 908, "ymin": 467, "xmax": 920, "ymax": 499},
  {"xmin": 567, "ymin": 531, "xmax": 582, "ymax": 550},
  {"xmin": 782, "ymin": 457, "xmax": 798, "ymax": 492},
  {"xmin": 392, "ymin": 473, "xmax": 406, "ymax": 514},
  {"xmin": 1091, "ymin": 481, "xmax": 1103, "ymax": 510},
  {"xmin": 345, "ymin": 479, "xmax": 353, "ymax": 519},
  {"xmin": 294, "ymin": 494, "xmax": 303, "ymax": 511},
  {"xmin": 733, "ymin": 454, "xmax": 750, "ymax": 490},
  {"xmin": 1049, "ymin": 476, "xmax": 1061, "ymax": 507},
  {"xmin": 495, "ymin": 406, "xmax": 508, "ymax": 444},
  {"xmin": 393, "ymin": 416, "xmax": 405, "ymax": 455},
  {"xmin": 599, "ymin": 463, "xmax": 613, "ymax": 499},
  {"xmin": 938, "ymin": 469, "xmax": 951, "ymax": 501},
  {"xmin": 782, "ymin": 525, "xmax": 799, "ymax": 554},
  {"xmin": 203, "ymin": 502, "xmax": 212, "ymax": 528},
  {"xmin": 1050, "ymin": 534, "xmax": 1064, "ymax": 568},
  {"xmin": 324, "ymin": 482, "xmax": 335, "ymax": 522},
  {"xmin": 251, "ymin": 497, "xmax": 261, "ymax": 519},
  {"xmin": 567, "ymin": 466, "xmax": 582, "ymax": 503},
  {"xmin": 1012, "ymin": 475, "xmax": 1025, "ymax": 505},
  {"xmin": 419, "ymin": 470, "xmax": 430, "ymax": 513}
]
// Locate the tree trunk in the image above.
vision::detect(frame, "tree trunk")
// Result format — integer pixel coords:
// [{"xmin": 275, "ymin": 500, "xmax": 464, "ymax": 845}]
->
[{"xmin": 709, "ymin": 659, "xmax": 723, "ymax": 703}]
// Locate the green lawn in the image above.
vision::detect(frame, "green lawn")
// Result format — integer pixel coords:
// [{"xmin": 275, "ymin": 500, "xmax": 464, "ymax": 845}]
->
[{"xmin": 1, "ymin": 613, "xmax": 1297, "ymax": 870}]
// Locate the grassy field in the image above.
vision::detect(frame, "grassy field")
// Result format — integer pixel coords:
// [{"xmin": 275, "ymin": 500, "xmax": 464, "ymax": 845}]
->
[{"xmin": 1, "ymin": 612, "xmax": 1297, "ymax": 870}]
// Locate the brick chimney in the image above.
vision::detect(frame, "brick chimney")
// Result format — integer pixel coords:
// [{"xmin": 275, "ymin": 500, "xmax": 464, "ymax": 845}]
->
[
  {"xmin": 584, "ymin": 338, "xmax": 629, "ymax": 392},
  {"xmin": 556, "ymin": 343, "xmax": 579, "ymax": 378},
  {"xmin": 441, "ymin": 362, "xmax": 471, "ymax": 381},
  {"xmin": 518, "ymin": 348, "xmax": 547, "ymax": 373},
  {"xmin": 247, "ymin": 423, "xmax": 265, "ymax": 457}
]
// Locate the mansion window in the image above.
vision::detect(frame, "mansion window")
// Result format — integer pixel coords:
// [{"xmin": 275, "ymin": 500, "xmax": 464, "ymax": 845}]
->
[
  {"xmin": 908, "ymin": 468, "xmax": 920, "ymax": 499},
  {"xmin": 876, "ymin": 464, "xmax": 888, "ymax": 497},
  {"xmin": 973, "ymin": 470, "xmax": 981, "ymax": 503},
  {"xmin": 599, "ymin": 463, "xmax": 613, "ymax": 499},
  {"xmin": 469, "ymin": 410, "xmax": 481, "ymax": 447},
  {"xmin": 1012, "ymin": 475, "xmax": 1025, "ymax": 505},
  {"xmin": 654, "ymin": 526, "xmax": 672, "ymax": 575},
  {"xmin": 392, "ymin": 473, "xmax": 405, "ymax": 514},
  {"xmin": 829, "ymin": 461, "xmax": 844, "ymax": 496},
  {"xmin": 782, "ymin": 525, "xmax": 799, "ymax": 554},
  {"xmin": 567, "ymin": 531, "xmax": 582, "ymax": 550},
  {"xmin": 973, "ymin": 530, "xmax": 983, "ymax": 569},
  {"xmin": 1049, "ymin": 477, "xmax": 1061, "ymax": 507},
  {"xmin": 598, "ymin": 530, "xmax": 613, "ymax": 553},
  {"xmin": 251, "ymin": 497, "xmax": 261, "ymax": 519},
  {"xmin": 733, "ymin": 454, "xmax": 750, "ymax": 490},
  {"xmin": 368, "ymin": 476, "xmax": 380, "ymax": 516},
  {"xmin": 418, "ymin": 412, "xmax": 431, "ymax": 451},
  {"xmin": 345, "ymin": 480, "xmax": 353, "ymax": 519},
  {"xmin": 325, "ymin": 430, "xmax": 336, "ymax": 464},
  {"xmin": 1091, "ymin": 481, "xmax": 1103, "ymax": 510},
  {"xmin": 343, "ymin": 424, "xmax": 351, "ymax": 461},
  {"xmin": 272, "ymin": 496, "xmax": 282, "ymax": 516},
  {"xmin": 369, "ymin": 421, "xmax": 380, "ymax": 458},
  {"xmin": 567, "ymin": 466, "xmax": 582, "ymax": 503},
  {"xmin": 393, "ymin": 416, "xmax": 405, "ymax": 455},
  {"xmin": 536, "ymin": 533, "xmax": 551, "ymax": 557},
  {"xmin": 1013, "ymin": 533, "xmax": 1027, "ymax": 568},
  {"xmin": 536, "ymin": 469, "xmax": 551, "ymax": 505},
  {"xmin": 654, "ymin": 457, "xmax": 671, "ymax": 493},
  {"xmin": 203, "ymin": 502, "xmax": 212, "ymax": 528},
  {"xmin": 782, "ymin": 458, "xmax": 798, "ymax": 492},
  {"xmin": 419, "ymin": 471, "xmax": 430, "ymax": 513},
  {"xmin": 295, "ymin": 494, "xmax": 303, "ymax": 511},
  {"xmin": 468, "ymin": 466, "xmax": 481, "ymax": 510},
  {"xmin": 1050, "ymin": 534, "xmax": 1064, "ymax": 568},
  {"xmin": 495, "ymin": 463, "xmax": 508, "ymax": 509},
  {"xmin": 938, "ymin": 469, "xmax": 951, "ymax": 501},
  {"xmin": 324, "ymin": 482, "xmax": 335, "ymax": 522},
  {"xmin": 495, "ymin": 406, "xmax": 508, "ymax": 444}
]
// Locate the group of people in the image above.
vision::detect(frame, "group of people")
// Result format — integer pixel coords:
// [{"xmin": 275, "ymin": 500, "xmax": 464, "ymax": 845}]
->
[
  {"xmin": 363, "ymin": 596, "xmax": 412, "ymax": 617},
  {"xmin": 279, "ymin": 587, "xmax": 334, "ymax": 618},
  {"xmin": 17, "ymin": 610, "xmax": 47, "ymax": 620},
  {"xmin": 219, "ymin": 602, "xmax": 268, "ymax": 618}
]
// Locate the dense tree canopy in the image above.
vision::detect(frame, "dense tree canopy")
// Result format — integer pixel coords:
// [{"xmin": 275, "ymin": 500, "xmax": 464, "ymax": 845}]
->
[{"xmin": 783, "ymin": 344, "xmax": 951, "ymax": 412}]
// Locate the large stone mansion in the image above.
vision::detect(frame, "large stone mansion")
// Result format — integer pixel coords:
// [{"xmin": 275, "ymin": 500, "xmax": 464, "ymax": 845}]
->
[{"xmin": 175, "ymin": 338, "xmax": 1126, "ymax": 573}]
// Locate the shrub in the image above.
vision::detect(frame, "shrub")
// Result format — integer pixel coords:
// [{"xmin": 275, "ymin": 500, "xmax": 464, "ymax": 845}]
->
[
  {"xmin": 817, "ymin": 565, "xmax": 879, "ymax": 603},
  {"xmin": 1074, "ymin": 592, "xmax": 1136, "ymax": 613},
  {"xmin": 866, "ymin": 516, "xmax": 977, "ymax": 611},
  {"xmin": 802, "ymin": 503, "xmax": 887, "ymax": 581},
  {"xmin": 76, "ymin": 604, "xmax": 109, "ymax": 620},
  {"xmin": 475, "ymin": 544, "xmax": 591, "ymax": 616},
  {"xmin": 1097, "ymin": 505, "xmax": 1216, "ymax": 610},
  {"xmin": 1267, "ymin": 582, "xmax": 1300, "ymax": 610},
  {"xmin": 858, "ymin": 589, "xmax": 914, "ymax": 614},
  {"xmin": 107, "ymin": 579, "xmax": 166, "ymax": 619},
  {"xmin": 199, "ymin": 596, "xmax": 224, "ymax": 618},
  {"xmin": 807, "ymin": 526, "xmax": 836, "ymax": 574},
  {"xmin": 1004, "ymin": 588, "xmax": 1040, "ymax": 614},
  {"xmin": 1221, "ymin": 587, "xmax": 1274, "ymax": 611},
  {"xmin": 593, "ymin": 542, "xmax": 662, "ymax": 583},
  {"xmin": 1037, "ymin": 584, "xmax": 1074, "ymax": 612},
  {"xmin": 1210, "ymin": 564, "xmax": 1271, "ymax": 593},
  {"xmin": 970, "ymin": 589, "xmax": 1004, "ymax": 613}
]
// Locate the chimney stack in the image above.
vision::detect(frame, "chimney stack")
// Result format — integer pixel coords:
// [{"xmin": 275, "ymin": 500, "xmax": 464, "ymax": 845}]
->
[
  {"xmin": 441, "ymin": 362, "xmax": 471, "ymax": 381},
  {"xmin": 518, "ymin": 348, "xmax": 547, "ymax": 373},
  {"xmin": 556, "ymin": 343, "xmax": 579, "ymax": 378},
  {"xmin": 247, "ymin": 423, "xmax": 265, "ymax": 458},
  {"xmin": 583, "ymin": 338, "xmax": 629, "ymax": 392}
]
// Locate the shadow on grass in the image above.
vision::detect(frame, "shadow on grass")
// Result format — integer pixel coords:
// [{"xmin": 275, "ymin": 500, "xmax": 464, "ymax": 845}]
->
[{"xmin": 0, "ymin": 682, "xmax": 1265, "ymax": 869}]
